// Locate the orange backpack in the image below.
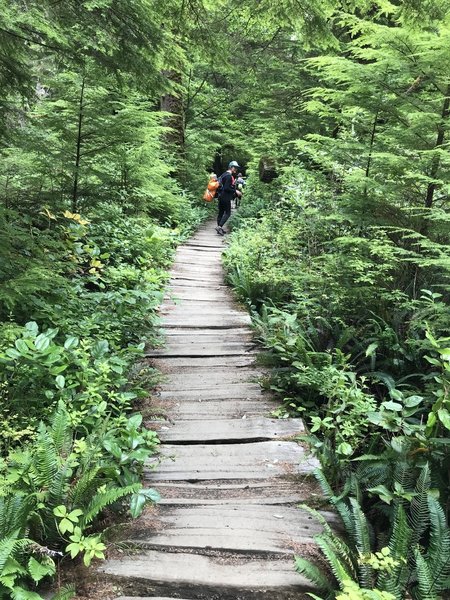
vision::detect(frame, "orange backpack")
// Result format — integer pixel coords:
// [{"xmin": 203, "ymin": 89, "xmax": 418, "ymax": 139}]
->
[{"xmin": 203, "ymin": 179, "xmax": 219, "ymax": 202}]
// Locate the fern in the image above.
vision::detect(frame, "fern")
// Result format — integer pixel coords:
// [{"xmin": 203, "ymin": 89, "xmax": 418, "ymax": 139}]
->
[
  {"xmin": 0, "ymin": 496, "xmax": 32, "ymax": 538},
  {"xmin": 50, "ymin": 402, "xmax": 72, "ymax": 456},
  {"xmin": 349, "ymin": 498, "xmax": 373, "ymax": 589},
  {"xmin": 414, "ymin": 547, "xmax": 437, "ymax": 600},
  {"xmin": 80, "ymin": 483, "xmax": 140, "ymax": 526},
  {"xmin": 313, "ymin": 468, "xmax": 335, "ymax": 499},
  {"xmin": 50, "ymin": 586, "xmax": 75, "ymax": 600},
  {"xmin": 409, "ymin": 464, "xmax": 431, "ymax": 548},
  {"xmin": 32, "ymin": 424, "xmax": 59, "ymax": 488},
  {"xmin": 299, "ymin": 504, "xmax": 357, "ymax": 577},
  {"xmin": 295, "ymin": 556, "xmax": 334, "ymax": 592},
  {"xmin": 392, "ymin": 459, "xmax": 417, "ymax": 493},
  {"xmin": 67, "ymin": 467, "xmax": 101, "ymax": 509},
  {"xmin": 0, "ymin": 533, "xmax": 31, "ymax": 573},
  {"xmin": 425, "ymin": 497, "xmax": 450, "ymax": 594},
  {"xmin": 378, "ymin": 505, "xmax": 411, "ymax": 599},
  {"xmin": 316, "ymin": 534, "xmax": 353, "ymax": 583}
]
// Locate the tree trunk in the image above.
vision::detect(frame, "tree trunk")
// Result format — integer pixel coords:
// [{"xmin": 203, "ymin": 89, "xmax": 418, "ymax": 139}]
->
[
  {"xmin": 72, "ymin": 74, "xmax": 86, "ymax": 213},
  {"xmin": 424, "ymin": 83, "xmax": 450, "ymax": 209},
  {"xmin": 160, "ymin": 70, "xmax": 185, "ymax": 181}
]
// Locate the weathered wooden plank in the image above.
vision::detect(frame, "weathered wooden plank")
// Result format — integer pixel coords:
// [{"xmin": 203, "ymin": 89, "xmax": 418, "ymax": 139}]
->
[
  {"xmin": 153, "ymin": 478, "xmax": 319, "ymax": 505},
  {"xmin": 147, "ymin": 342, "xmax": 256, "ymax": 357},
  {"xmin": 163, "ymin": 399, "xmax": 275, "ymax": 420},
  {"xmin": 145, "ymin": 441, "xmax": 317, "ymax": 481},
  {"xmin": 168, "ymin": 277, "xmax": 226, "ymax": 288},
  {"xmin": 162, "ymin": 315, "xmax": 251, "ymax": 328},
  {"xmin": 127, "ymin": 504, "xmax": 331, "ymax": 556},
  {"xmin": 149, "ymin": 355, "xmax": 258, "ymax": 368},
  {"xmin": 157, "ymin": 383, "xmax": 262, "ymax": 401},
  {"xmin": 162, "ymin": 329, "xmax": 253, "ymax": 340},
  {"xmin": 103, "ymin": 552, "xmax": 315, "ymax": 600},
  {"xmin": 155, "ymin": 417, "xmax": 303, "ymax": 443},
  {"xmin": 158, "ymin": 368, "xmax": 262, "ymax": 388},
  {"xmin": 160, "ymin": 306, "xmax": 245, "ymax": 318}
]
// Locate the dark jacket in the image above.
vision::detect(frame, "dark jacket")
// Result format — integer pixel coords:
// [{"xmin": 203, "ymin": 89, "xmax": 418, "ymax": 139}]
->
[{"xmin": 219, "ymin": 171, "xmax": 235, "ymax": 200}]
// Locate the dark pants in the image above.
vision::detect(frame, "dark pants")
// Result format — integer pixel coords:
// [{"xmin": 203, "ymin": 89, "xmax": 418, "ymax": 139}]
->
[{"xmin": 217, "ymin": 196, "xmax": 231, "ymax": 227}]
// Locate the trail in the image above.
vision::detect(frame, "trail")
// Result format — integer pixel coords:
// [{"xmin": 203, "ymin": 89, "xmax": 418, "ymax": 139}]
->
[{"xmin": 100, "ymin": 220, "xmax": 326, "ymax": 600}]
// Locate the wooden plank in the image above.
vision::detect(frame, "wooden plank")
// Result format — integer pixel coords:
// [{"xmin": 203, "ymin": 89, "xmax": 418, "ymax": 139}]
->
[
  {"xmin": 162, "ymin": 329, "xmax": 253, "ymax": 340},
  {"xmin": 158, "ymin": 368, "xmax": 262, "ymax": 387},
  {"xmin": 168, "ymin": 278, "xmax": 226, "ymax": 288},
  {"xmin": 149, "ymin": 355, "xmax": 258, "ymax": 368},
  {"xmin": 160, "ymin": 306, "xmax": 245, "ymax": 318},
  {"xmin": 163, "ymin": 399, "xmax": 275, "ymax": 420},
  {"xmin": 155, "ymin": 417, "xmax": 304, "ymax": 443},
  {"xmin": 162, "ymin": 315, "xmax": 251, "ymax": 328},
  {"xmin": 126, "ymin": 504, "xmax": 332, "ymax": 556},
  {"xmin": 157, "ymin": 383, "xmax": 262, "ymax": 401},
  {"xmin": 101, "ymin": 551, "xmax": 315, "ymax": 598},
  {"xmin": 145, "ymin": 441, "xmax": 317, "ymax": 481},
  {"xmin": 147, "ymin": 343, "xmax": 256, "ymax": 357},
  {"xmin": 153, "ymin": 478, "xmax": 319, "ymax": 505}
]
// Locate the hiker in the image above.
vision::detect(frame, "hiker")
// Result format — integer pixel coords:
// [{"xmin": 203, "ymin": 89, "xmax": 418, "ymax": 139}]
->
[
  {"xmin": 203, "ymin": 173, "xmax": 219, "ymax": 202},
  {"xmin": 234, "ymin": 172, "xmax": 246, "ymax": 209},
  {"xmin": 215, "ymin": 160, "xmax": 242, "ymax": 235}
]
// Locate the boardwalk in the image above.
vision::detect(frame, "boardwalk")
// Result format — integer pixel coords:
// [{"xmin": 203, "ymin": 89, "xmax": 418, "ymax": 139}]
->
[{"xmin": 101, "ymin": 220, "xmax": 323, "ymax": 600}]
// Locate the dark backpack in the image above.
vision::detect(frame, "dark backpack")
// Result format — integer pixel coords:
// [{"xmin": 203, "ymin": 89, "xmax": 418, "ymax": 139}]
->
[{"xmin": 216, "ymin": 173, "xmax": 225, "ymax": 197}]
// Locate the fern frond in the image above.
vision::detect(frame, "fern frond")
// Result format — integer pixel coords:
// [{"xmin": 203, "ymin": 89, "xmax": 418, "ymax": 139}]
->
[
  {"xmin": 49, "ymin": 585, "xmax": 75, "ymax": 600},
  {"xmin": 294, "ymin": 555, "xmax": 334, "ymax": 592},
  {"xmin": 316, "ymin": 534, "xmax": 352, "ymax": 585},
  {"xmin": 32, "ymin": 423, "xmax": 59, "ymax": 488},
  {"xmin": 409, "ymin": 463, "xmax": 431, "ymax": 548},
  {"xmin": 50, "ymin": 401, "xmax": 72, "ymax": 455},
  {"xmin": 333, "ymin": 499, "xmax": 354, "ymax": 538},
  {"xmin": 80, "ymin": 484, "xmax": 140, "ymax": 526},
  {"xmin": 298, "ymin": 504, "xmax": 356, "ymax": 577},
  {"xmin": 0, "ymin": 495, "xmax": 33, "ymax": 538},
  {"xmin": 349, "ymin": 498, "xmax": 373, "ymax": 588},
  {"xmin": 425, "ymin": 496, "xmax": 450, "ymax": 592},
  {"xmin": 47, "ymin": 464, "xmax": 71, "ymax": 510},
  {"xmin": 0, "ymin": 533, "xmax": 32, "ymax": 573},
  {"xmin": 378, "ymin": 504, "xmax": 411, "ymax": 599},
  {"xmin": 414, "ymin": 546, "xmax": 437, "ymax": 600},
  {"xmin": 393, "ymin": 459, "xmax": 416, "ymax": 493},
  {"xmin": 313, "ymin": 468, "xmax": 334, "ymax": 499},
  {"xmin": 68, "ymin": 467, "xmax": 101, "ymax": 508}
]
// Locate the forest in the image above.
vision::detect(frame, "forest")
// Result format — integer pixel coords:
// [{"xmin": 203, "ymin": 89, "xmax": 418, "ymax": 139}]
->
[{"xmin": 0, "ymin": 0, "xmax": 450, "ymax": 599}]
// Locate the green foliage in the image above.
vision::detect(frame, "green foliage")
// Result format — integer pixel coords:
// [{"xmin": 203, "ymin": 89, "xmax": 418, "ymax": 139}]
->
[
  {"xmin": 0, "ymin": 402, "xmax": 160, "ymax": 599},
  {"xmin": 296, "ymin": 467, "xmax": 450, "ymax": 600}
]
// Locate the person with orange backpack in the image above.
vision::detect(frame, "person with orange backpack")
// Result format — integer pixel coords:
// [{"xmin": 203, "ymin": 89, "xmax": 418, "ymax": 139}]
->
[
  {"xmin": 215, "ymin": 161, "xmax": 241, "ymax": 235},
  {"xmin": 203, "ymin": 173, "xmax": 220, "ymax": 202}
]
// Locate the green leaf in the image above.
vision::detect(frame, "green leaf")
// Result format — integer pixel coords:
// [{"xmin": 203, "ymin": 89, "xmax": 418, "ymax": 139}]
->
[
  {"xmin": 53, "ymin": 505, "xmax": 68, "ymax": 518},
  {"xmin": 25, "ymin": 322, "xmax": 39, "ymax": 336},
  {"xmin": 368, "ymin": 485, "xmax": 394, "ymax": 504},
  {"xmin": 438, "ymin": 408, "xmax": 450, "ymax": 430},
  {"xmin": 337, "ymin": 442, "xmax": 353, "ymax": 456},
  {"xmin": 55, "ymin": 375, "xmax": 66, "ymax": 390},
  {"xmin": 59, "ymin": 518, "xmax": 74, "ymax": 535},
  {"xmin": 27, "ymin": 557, "xmax": 55, "ymax": 583},
  {"xmin": 64, "ymin": 336, "xmax": 79, "ymax": 350},
  {"xmin": 382, "ymin": 401, "xmax": 402, "ymax": 412},
  {"xmin": 130, "ymin": 488, "xmax": 161, "ymax": 518},
  {"xmin": 35, "ymin": 333, "xmax": 50, "ymax": 351},
  {"xmin": 14, "ymin": 339, "xmax": 29, "ymax": 355}
]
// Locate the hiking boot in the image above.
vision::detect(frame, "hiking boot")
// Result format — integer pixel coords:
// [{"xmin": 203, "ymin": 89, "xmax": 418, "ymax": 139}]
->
[
  {"xmin": 215, "ymin": 226, "xmax": 222, "ymax": 234},
  {"xmin": 218, "ymin": 227, "xmax": 225, "ymax": 236}
]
